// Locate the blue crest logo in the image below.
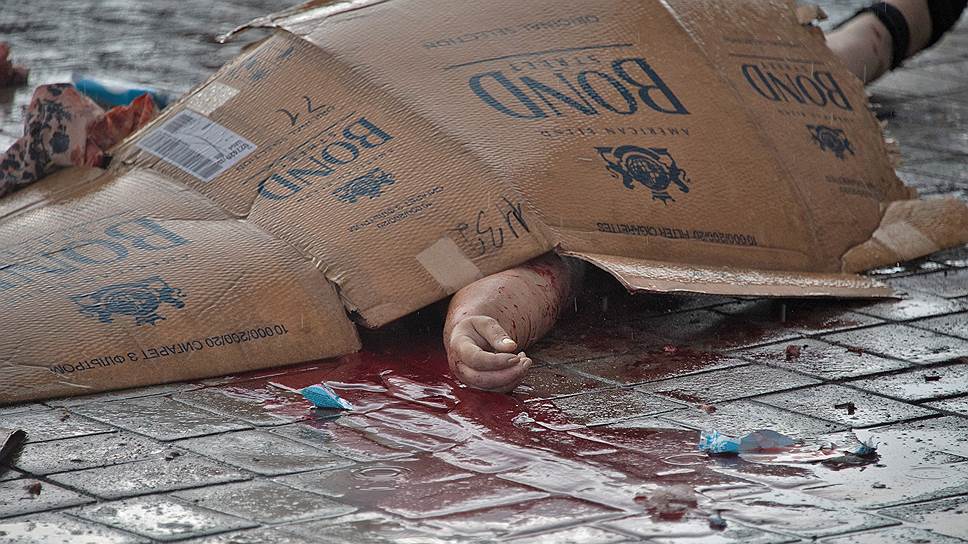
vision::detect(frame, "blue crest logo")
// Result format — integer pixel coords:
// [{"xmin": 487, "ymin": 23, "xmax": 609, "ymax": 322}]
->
[
  {"xmin": 332, "ymin": 167, "xmax": 396, "ymax": 204},
  {"xmin": 72, "ymin": 276, "xmax": 185, "ymax": 326},
  {"xmin": 596, "ymin": 145, "xmax": 691, "ymax": 203},
  {"xmin": 807, "ymin": 124, "xmax": 854, "ymax": 159}
]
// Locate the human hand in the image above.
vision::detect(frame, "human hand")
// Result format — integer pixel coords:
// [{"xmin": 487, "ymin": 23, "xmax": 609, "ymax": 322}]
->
[{"xmin": 446, "ymin": 316, "xmax": 532, "ymax": 393}]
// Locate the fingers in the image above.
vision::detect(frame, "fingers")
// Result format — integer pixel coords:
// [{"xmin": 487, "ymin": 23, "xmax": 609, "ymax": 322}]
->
[
  {"xmin": 453, "ymin": 334, "xmax": 520, "ymax": 371},
  {"xmin": 456, "ymin": 356, "xmax": 532, "ymax": 392},
  {"xmin": 469, "ymin": 316, "xmax": 518, "ymax": 353}
]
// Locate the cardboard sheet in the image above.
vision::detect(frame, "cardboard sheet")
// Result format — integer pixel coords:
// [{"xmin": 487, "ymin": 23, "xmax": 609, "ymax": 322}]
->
[{"xmin": 2, "ymin": 0, "xmax": 966, "ymax": 403}]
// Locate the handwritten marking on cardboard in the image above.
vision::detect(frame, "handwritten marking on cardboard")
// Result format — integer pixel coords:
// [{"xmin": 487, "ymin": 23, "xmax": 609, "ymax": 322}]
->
[
  {"xmin": 453, "ymin": 197, "xmax": 531, "ymax": 256},
  {"xmin": 138, "ymin": 109, "xmax": 256, "ymax": 182}
]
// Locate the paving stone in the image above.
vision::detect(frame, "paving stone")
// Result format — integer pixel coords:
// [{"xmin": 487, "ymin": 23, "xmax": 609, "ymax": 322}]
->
[
  {"xmin": 278, "ymin": 512, "xmax": 450, "ymax": 544},
  {"xmin": 46, "ymin": 383, "xmax": 200, "ymax": 408},
  {"xmin": 822, "ymin": 324, "xmax": 968, "ymax": 365},
  {"xmin": 172, "ymin": 382, "xmax": 311, "ymax": 427},
  {"xmin": 9, "ymin": 432, "xmax": 168, "ymax": 475},
  {"xmin": 184, "ymin": 527, "xmax": 316, "ymax": 543},
  {"xmin": 276, "ymin": 456, "xmax": 546, "ymax": 519},
  {"xmin": 714, "ymin": 488, "xmax": 898, "ymax": 538},
  {"xmin": 869, "ymin": 68, "xmax": 968, "ymax": 97},
  {"xmin": 570, "ymin": 350, "xmax": 748, "ymax": 386},
  {"xmin": 910, "ymin": 312, "xmax": 968, "ymax": 340},
  {"xmin": 661, "ymin": 399, "xmax": 846, "ymax": 438},
  {"xmin": 332, "ymin": 414, "xmax": 456, "ymax": 455},
  {"xmin": 819, "ymin": 525, "xmax": 968, "ymax": 544},
  {"xmin": 176, "ymin": 429, "xmax": 355, "ymax": 476},
  {"xmin": 644, "ymin": 309, "xmax": 802, "ymax": 351},
  {"xmin": 505, "ymin": 525, "xmax": 633, "ymax": 544},
  {"xmin": 513, "ymin": 366, "xmax": 610, "ymax": 401},
  {"xmin": 0, "ymin": 478, "xmax": 93, "ymax": 518},
  {"xmin": 0, "ymin": 468, "xmax": 23, "ymax": 482},
  {"xmin": 878, "ymin": 494, "xmax": 968, "ymax": 539},
  {"xmin": 884, "ymin": 120, "xmax": 968, "ymax": 155},
  {"xmin": 495, "ymin": 455, "xmax": 643, "ymax": 510},
  {"xmin": 71, "ymin": 397, "xmax": 251, "ymax": 442},
  {"xmin": 0, "ymin": 408, "xmax": 114, "ymax": 444},
  {"xmin": 551, "ymin": 389, "xmax": 682, "ymax": 426},
  {"xmin": 47, "ymin": 453, "xmax": 248, "ymax": 499},
  {"xmin": 0, "ymin": 512, "xmax": 147, "ymax": 543},
  {"xmin": 851, "ymin": 292, "xmax": 968, "ymax": 321},
  {"xmin": 754, "ymin": 384, "xmax": 937, "ymax": 428},
  {"xmin": 268, "ymin": 422, "xmax": 407, "ymax": 462},
  {"xmin": 896, "ymin": 169, "xmax": 966, "ymax": 196},
  {"xmin": 924, "ymin": 395, "xmax": 968, "ymax": 416},
  {"xmin": 528, "ymin": 324, "xmax": 666, "ymax": 365},
  {"xmin": 0, "ymin": 403, "xmax": 44, "ymax": 415},
  {"xmin": 424, "ymin": 497, "xmax": 619, "ymax": 537},
  {"xmin": 905, "ymin": 158, "xmax": 968, "ymax": 184},
  {"xmin": 637, "ymin": 364, "xmax": 821, "ymax": 406},
  {"xmin": 737, "ymin": 339, "xmax": 912, "ymax": 380},
  {"xmin": 69, "ymin": 495, "xmax": 256, "ymax": 542},
  {"xmin": 930, "ymin": 244, "xmax": 968, "ymax": 268},
  {"xmin": 868, "ymin": 260, "xmax": 949, "ymax": 280},
  {"xmin": 603, "ymin": 514, "xmax": 799, "ymax": 543},
  {"xmin": 433, "ymin": 437, "xmax": 555, "ymax": 474},
  {"xmin": 883, "ymin": 94, "xmax": 968, "ymax": 127},
  {"xmin": 848, "ymin": 363, "xmax": 968, "ymax": 402},
  {"xmin": 174, "ymin": 480, "xmax": 355, "ymax": 524},
  {"xmin": 890, "ymin": 269, "xmax": 968, "ymax": 299},
  {"xmin": 713, "ymin": 299, "xmax": 883, "ymax": 335},
  {"xmin": 804, "ymin": 417, "xmax": 968, "ymax": 508}
]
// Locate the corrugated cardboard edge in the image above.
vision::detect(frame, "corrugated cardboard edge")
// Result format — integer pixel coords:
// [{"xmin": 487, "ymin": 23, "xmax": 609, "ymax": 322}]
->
[
  {"xmin": 0, "ymin": 166, "xmax": 105, "ymax": 223},
  {"xmin": 216, "ymin": 0, "xmax": 387, "ymax": 42},
  {"xmin": 563, "ymin": 251, "xmax": 895, "ymax": 298},
  {"xmin": 841, "ymin": 197, "xmax": 968, "ymax": 273},
  {"xmin": 0, "ymin": 427, "xmax": 26, "ymax": 470}
]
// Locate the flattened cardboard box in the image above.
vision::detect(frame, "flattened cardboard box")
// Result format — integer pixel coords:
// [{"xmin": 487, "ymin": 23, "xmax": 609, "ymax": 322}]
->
[{"xmin": 2, "ymin": 0, "xmax": 966, "ymax": 403}]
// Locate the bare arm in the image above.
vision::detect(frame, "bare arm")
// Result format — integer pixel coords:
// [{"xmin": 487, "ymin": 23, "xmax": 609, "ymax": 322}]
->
[
  {"xmin": 826, "ymin": 0, "xmax": 940, "ymax": 83},
  {"xmin": 444, "ymin": 253, "xmax": 581, "ymax": 392}
]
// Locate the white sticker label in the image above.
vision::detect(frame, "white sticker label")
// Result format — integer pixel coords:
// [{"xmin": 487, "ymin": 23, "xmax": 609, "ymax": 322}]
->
[{"xmin": 137, "ymin": 109, "xmax": 255, "ymax": 182}]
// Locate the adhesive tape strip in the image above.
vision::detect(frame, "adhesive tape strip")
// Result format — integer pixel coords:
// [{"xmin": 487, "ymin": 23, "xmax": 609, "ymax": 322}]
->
[
  {"xmin": 873, "ymin": 220, "xmax": 940, "ymax": 261},
  {"xmin": 185, "ymin": 82, "xmax": 240, "ymax": 115},
  {"xmin": 416, "ymin": 237, "xmax": 483, "ymax": 295}
]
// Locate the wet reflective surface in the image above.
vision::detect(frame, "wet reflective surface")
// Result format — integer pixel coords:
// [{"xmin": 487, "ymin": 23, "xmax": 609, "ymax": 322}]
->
[{"xmin": 1, "ymin": 0, "xmax": 967, "ymax": 542}]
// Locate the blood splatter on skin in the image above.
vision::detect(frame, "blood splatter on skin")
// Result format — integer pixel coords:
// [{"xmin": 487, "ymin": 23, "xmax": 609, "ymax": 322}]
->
[{"xmin": 443, "ymin": 253, "xmax": 582, "ymax": 392}]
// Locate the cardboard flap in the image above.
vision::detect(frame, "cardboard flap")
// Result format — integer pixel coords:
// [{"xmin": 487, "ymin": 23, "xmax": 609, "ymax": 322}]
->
[
  {"xmin": 565, "ymin": 251, "xmax": 893, "ymax": 298},
  {"xmin": 0, "ymin": 166, "xmax": 105, "ymax": 223},
  {"xmin": 842, "ymin": 197, "xmax": 968, "ymax": 273},
  {"xmin": 216, "ymin": 0, "xmax": 384, "ymax": 43}
]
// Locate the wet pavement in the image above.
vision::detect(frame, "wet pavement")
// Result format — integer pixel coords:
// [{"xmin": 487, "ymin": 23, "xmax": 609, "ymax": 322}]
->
[{"xmin": 2, "ymin": 1, "xmax": 968, "ymax": 543}]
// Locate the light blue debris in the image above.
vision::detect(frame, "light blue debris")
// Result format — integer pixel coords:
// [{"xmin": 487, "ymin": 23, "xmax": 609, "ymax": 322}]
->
[
  {"xmin": 849, "ymin": 437, "xmax": 878, "ymax": 457},
  {"xmin": 300, "ymin": 384, "xmax": 353, "ymax": 410},
  {"xmin": 698, "ymin": 429, "xmax": 796, "ymax": 454}
]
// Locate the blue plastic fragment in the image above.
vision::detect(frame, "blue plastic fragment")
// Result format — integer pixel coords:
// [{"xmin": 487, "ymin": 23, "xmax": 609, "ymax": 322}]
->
[
  {"xmin": 698, "ymin": 430, "xmax": 741, "ymax": 454},
  {"xmin": 699, "ymin": 429, "xmax": 796, "ymax": 454},
  {"xmin": 300, "ymin": 384, "xmax": 353, "ymax": 410},
  {"xmin": 849, "ymin": 437, "xmax": 878, "ymax": 457},
  {"xmin": 71, "ymin": 73, "xmax": 177, "ymax": 109}
]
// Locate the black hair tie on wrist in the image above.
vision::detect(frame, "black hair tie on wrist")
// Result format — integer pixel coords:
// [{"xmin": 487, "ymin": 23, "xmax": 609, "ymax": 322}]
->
[{"xmin": 857, "ymin": 2, "xmax": 911, "ymax": 69}]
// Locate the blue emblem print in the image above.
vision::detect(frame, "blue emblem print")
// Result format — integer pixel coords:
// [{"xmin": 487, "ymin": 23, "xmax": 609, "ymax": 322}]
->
[
  {"xmin": 596, "ymin": 145, "xmax": 691, "ymax": 203},
  {"xmin": 332, "ymin": 167, "xmax": 396, "ymax": 204},
  {"xmin": 807, "ymin": 124, "xmax": 854, "ymax": 160},
  {"xmin": 71, "ymin": 276, "xmax": 185, "ymax": 326}
]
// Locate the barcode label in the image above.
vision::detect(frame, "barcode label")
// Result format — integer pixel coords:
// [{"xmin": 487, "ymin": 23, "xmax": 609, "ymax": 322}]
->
[{"xmin": 137, "ymin": 109, "xmax": 255, "ymax": 182}]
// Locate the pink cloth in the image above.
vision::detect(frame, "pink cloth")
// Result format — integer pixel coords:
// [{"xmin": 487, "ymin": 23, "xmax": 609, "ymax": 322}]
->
[{"xmin": 0, "ymin": 84, "xmax": 157, "ymax": 197}]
